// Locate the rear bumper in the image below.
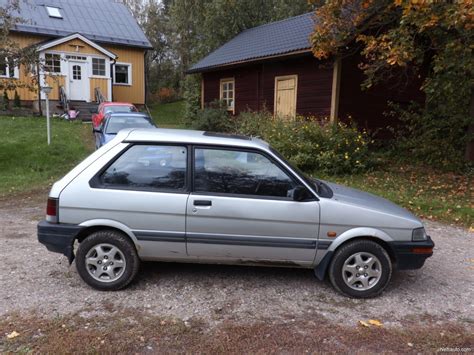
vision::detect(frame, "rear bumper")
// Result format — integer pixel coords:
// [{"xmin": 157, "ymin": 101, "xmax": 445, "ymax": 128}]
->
[
  {"xmin": 37, "ymin": 220, "xmax": 83, "ymax": 263},
  {"xmin": 390, "ymin": 236, "xmax": 435, "ymax": 270}
]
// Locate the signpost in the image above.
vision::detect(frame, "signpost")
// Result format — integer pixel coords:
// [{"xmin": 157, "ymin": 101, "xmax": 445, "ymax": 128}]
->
[{"xmin": 41, "ymin": 86, "xmax": 52, "ymax": 145}]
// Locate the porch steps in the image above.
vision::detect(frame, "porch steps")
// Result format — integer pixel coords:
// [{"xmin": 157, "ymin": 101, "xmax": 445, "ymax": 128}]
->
[{"xmin": 68, "ymin": 101, "xmax": 99, "ymax": 122}]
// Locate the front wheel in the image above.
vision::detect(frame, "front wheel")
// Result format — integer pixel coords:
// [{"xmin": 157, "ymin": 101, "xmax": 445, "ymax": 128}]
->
[
  {"xmin": 328, "ymin": 240, "xmax": 392, "ymax": 298},
  {"xmin": 76, "ymin": 230, "xmax": 140, "ymax": 291}
]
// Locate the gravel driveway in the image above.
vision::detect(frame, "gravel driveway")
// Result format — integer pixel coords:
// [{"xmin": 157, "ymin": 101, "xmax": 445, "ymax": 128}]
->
[{"xmin": 0, "ymin": 199, "xmax": 472, "ymax": 329}]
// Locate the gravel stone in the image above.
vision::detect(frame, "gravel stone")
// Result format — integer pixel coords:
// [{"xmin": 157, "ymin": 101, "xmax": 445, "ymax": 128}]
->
[{"xmin": 0, "ymin": 201, "xmax": 472, "ymax": 328}]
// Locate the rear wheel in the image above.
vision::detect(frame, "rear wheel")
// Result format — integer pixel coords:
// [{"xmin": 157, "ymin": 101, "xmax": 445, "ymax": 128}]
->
[
  {"xmin": 76, "ymin": 230, "xmax": 140, "ymax": 291},
  {"xmin": 328, "ymin": 240, "xmax": 392, "ymax": 298}
]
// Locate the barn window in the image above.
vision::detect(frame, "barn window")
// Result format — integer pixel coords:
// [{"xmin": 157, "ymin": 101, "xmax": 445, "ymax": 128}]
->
[
  {"xmin": 45, "ymin": 53, "xmax": 61, "ymax": 73},
  {"xmin": 220, "ymin": 78, "xmax": 235, "ymax": 112}
]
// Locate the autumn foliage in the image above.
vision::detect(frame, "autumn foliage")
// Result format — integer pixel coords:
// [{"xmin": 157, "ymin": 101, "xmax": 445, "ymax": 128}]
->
[{"xmin": 310, "ymin": 0, "xmax": 474, "ymax": 169}]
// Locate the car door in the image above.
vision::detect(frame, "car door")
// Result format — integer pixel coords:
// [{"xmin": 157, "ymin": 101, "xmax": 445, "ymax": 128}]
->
[
  {"xmin": 84, "ymin": 144, "xmax": 189, "ymax": 259},
  {"xmin": 186, "ymin": 146, "xmax": 320, "ymax": 265}
]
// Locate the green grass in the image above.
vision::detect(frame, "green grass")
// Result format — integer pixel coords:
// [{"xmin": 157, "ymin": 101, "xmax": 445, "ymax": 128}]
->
[
  {"xmin": 0, "ymin": 116, "xmax": 94, "ymax": 196},
  {"xmin": 0, "ymin": 111, "xmax": 472, "ymax": 228},
  {"xmin": 319, "ymin": 163, "xmax": 473, "ymax": 228},
  {"xmin": 148, "ymin": 100, "xmax": 186, "ymax": 128}
]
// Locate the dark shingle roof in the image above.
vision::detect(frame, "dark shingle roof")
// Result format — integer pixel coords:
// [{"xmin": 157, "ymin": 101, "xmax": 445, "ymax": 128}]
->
[
  {"xmin": 188, "ymin": 12, "xmax": 315, "ymax": 73},
  {"xmin": 3, "ymin": 0, "xmax": 151, "ymax": 48}
]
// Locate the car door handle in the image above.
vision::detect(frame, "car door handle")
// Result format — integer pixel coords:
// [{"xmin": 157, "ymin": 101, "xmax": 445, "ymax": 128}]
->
[{"xmin": 194, "ymin": 200, "xmax": 212, "ymax": 206}]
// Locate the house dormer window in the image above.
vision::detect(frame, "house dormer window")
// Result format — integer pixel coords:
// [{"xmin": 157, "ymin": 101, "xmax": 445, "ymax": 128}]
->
[{"xmin": 46, "ymin": 6, "xmax": 62, "ymax": 18}]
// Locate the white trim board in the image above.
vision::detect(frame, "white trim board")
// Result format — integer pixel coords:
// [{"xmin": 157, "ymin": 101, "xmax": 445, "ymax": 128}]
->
[{"xmin": 36, "ymin": 33, "xmax": 117, "ymax": 59}]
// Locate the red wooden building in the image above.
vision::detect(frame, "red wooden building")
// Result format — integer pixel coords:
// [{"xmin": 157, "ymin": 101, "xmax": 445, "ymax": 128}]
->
[{"xmin": 188, "ymin": 13, "xmax": 422, "ymax": 133}]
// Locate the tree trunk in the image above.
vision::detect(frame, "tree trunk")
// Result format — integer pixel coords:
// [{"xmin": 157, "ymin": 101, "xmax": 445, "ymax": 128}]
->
[{"xmin": 465, "ymin": 89, "xmax": 474, "ymax": 162}]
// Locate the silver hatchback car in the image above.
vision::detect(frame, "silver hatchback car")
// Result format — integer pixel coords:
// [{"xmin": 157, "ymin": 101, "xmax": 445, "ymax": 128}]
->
[{"xmin": 38, "ymin": 128, "xmax": 434, "ymax": 298}]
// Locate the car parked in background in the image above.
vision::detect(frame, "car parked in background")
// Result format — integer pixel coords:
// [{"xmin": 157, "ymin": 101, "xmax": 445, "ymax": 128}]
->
[
  {"xmin": 38, "ymin": 129, "xmax": 434, "ymax": 298},
  {"xmin": 93, "ymin": 113, "xmax": 156, "ymax": 149},
  {"xmin": 91, "ymin": 102, "xmax": 138, "ymax": 129}
]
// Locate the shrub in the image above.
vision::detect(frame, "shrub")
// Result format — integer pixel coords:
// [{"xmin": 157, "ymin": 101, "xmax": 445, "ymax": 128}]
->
[
  {"xmin": 153, "ymin": 87, "xmax": 177, "ymax": 103},
  {"xmin": 183, "ymin": 74, "xmax": 201, "ymax": 122},
  {"xmin": 388, "ymin": 102, "xmax": 472, "ymax": 171},
  {"xmin": 2, "ymin": 91, "xmax": 9, "ymax": 110},
  {"xmin": 234, "ymin": 111, "xmax": 372, "ymax": 175},
  {"xmin": 189, "ymin": 100, "xmax": 234, "ymax": 132},
  {"xmin": 13, "ymin": 90, "xmax": 21, "ymax": 108}
]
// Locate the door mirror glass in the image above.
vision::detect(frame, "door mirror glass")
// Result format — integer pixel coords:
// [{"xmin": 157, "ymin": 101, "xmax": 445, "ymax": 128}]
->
[{"xmin": 290, "ymin": 185, "xmax": 310, "ymax": 201}]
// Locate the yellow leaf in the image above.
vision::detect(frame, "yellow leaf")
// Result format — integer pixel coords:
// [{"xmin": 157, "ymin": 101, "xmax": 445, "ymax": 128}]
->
[
  {"xmin": 359, "ymin": 320, "xmax": 370, "ymax": 327},
  {"xmin": 368, "ymin": 319, "xmax": 383, "ymax": 326},
  {"xmin": 7, "ymin": 331, "xmax": 20, "ymax": 339}
]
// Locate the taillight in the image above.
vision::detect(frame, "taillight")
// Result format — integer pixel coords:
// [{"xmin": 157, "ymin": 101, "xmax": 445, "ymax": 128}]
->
[{"xmin": 46, "ymin": 198, "xmax": 58, "ymax": 223}]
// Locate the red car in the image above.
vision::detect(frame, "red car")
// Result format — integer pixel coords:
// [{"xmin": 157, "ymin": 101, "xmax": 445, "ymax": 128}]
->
[{"xmin": 92, "ymin": 102, "xmax": 138, "ymax": 128}]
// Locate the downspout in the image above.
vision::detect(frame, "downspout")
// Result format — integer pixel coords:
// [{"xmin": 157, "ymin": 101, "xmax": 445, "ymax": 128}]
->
[
  {"xmin": 330, "ymin": 56, "xmax": 342, "ymax": 124},
  {"xmin": 110, "ymin": 58, "xmax": 116, "ymax": 102}
]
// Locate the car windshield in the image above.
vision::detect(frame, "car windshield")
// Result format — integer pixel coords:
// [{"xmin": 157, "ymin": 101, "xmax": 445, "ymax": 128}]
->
[
  {"xmin": 104, "ymin": 105, "xmax": 137, "ymax": 114},
  {"xmin": 105, "ymin": 116, "xmax": 154, "ymax": 134},
  {"xmin": 269, "ymin": 147, "xmax": 319, "ymax": 193}
]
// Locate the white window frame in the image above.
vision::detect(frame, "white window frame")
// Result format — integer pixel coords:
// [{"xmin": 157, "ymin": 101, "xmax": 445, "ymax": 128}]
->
[
  {"xmin": 46, "ymin": 6, "xmax": 63, "ymax": 19},
  {"xmin": 219, "ymin": 77, "xmax": 235, "ymax": 113},
  {"xmin": 91, "ymin": 57, "xmax": 107, "ymax": 78},
  {"xmin": 0, "ymin": 57, "xmax": 19, "ymax": 79},
  {"xmin": 44, "ymin": 53, "xmax": 62, "ymax": 75},
  {"xmin": 113, "ymin": 62, "xmax": 132, "ymax": 86}
]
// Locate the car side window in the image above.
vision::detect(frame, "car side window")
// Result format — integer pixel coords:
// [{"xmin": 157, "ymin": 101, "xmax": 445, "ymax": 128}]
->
[
  {"xmin": 98, "ymin": 145, "xmax": 187, "ymax": 191},
  {"xmin": 194, "ymin": 148, "xmax": 297, "ymax": 198}
]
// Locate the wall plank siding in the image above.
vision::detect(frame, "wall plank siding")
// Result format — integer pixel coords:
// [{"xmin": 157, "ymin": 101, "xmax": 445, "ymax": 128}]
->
[
  {"xmin": 201, "ymin": 52, "xmax": 423, "ymax": 135},
  {"xmin": 202, "ymin": 55, "xmax": 333, "ymax": 117},
  {"xmin": 104, "ymin": 45, "xmax": 146, "ymax": 104},
  {"xmin": 4, "ymin": 33, "xmax": 147, "ymax": 105}
]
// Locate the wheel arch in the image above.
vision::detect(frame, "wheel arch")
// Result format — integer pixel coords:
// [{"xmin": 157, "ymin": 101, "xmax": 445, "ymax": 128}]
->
[
  {"xmin": 315, "ymin": 228, "xmax": 397, "ymax": 280},
  {"xmin": 76, "ymin": 219, "xmax": 139, "ymax": 247}
]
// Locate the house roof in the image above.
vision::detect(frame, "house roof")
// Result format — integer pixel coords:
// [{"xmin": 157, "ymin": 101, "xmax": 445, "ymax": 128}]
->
[
  {"xmin": 36, "ymin": 33, "xmax": 117, "ymax": 58},
  {"xmin": 188, "ymin": 12, "xmax": 316, "ymax": 73},
  {"xmin": 4, "ymin": 0, "xmax": 152, "ymax": 49}
]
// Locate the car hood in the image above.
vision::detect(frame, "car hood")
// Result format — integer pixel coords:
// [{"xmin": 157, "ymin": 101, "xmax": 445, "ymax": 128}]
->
[{"xmin": 322, "ymin": 181, "xmax": 422, "ymax": 228}]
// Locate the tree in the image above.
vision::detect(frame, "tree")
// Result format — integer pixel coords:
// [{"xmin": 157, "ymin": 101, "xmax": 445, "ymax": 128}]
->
[
  {"xmin": 310, "ymin": 0, "xmax": 473, "ymax": 168},
  {"xmin": 169, "ymin": 0, "xmax": 315, "ymax": 118},
  {"xmin": 0, "ymin": 0, "xmax": 40, "ymax": 93}
]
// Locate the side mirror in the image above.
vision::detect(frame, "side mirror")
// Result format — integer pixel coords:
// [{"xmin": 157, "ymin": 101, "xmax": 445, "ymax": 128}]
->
[
  {"xmin": 291, "ymin": 186, "xmax": 310, "ymax": 201},
  {"xmin": 93, "ymin": 127, "xmax": 102, "ymax": 133}
]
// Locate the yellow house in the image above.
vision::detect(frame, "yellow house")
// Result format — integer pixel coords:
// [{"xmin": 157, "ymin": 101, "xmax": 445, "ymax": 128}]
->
[{"xmin": 1, "ymin": 0, "xmax": 151, "ymax": 113}]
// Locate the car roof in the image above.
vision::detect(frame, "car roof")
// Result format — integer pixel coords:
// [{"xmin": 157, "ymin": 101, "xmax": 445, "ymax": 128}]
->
[
  {"xmin": 102, "ymin": 102, "xmax": 135, "ymax": 107},
  {"xmin": 106, "ymin": 112, "xmax": 150, "ymax": 118},
  {"xmin": 122, "ymin": 128, "xmax": 269, "ymax": 149}
]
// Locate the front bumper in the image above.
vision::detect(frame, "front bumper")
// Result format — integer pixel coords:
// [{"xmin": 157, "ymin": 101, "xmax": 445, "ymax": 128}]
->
[
  {"xmin": 37, "ymin": 220, "xmax": 83, "ymax": 263},
  {"xmin": 390, "ymin": 236, "xmax": 435, "ymax": 270}
]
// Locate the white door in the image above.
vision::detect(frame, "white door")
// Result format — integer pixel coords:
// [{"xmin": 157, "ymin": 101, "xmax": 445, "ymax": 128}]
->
[{"xmin": 68, "ymin": 62, "xmax": 88, "ymax": 101}]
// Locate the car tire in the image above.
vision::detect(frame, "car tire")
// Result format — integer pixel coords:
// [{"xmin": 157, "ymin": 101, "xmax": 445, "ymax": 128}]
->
[
  {"xmin": 76, "ymin": 230, "xmax": 140, "ymax": 291},
  {"xmin": 328, "ymin": 239, "xmax": 392, "ymax": 298}
]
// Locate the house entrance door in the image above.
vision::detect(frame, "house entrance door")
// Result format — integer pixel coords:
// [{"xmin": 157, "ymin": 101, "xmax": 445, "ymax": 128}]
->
[{"xmin": 68, "ymin": 61, "xmax": 88, "ymax": 101}]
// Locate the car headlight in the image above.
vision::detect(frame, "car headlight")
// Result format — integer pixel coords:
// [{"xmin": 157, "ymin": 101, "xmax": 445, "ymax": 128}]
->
[{"xmin": 412, "ymin": 227, "xmax": 428, "ymax": 241}]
